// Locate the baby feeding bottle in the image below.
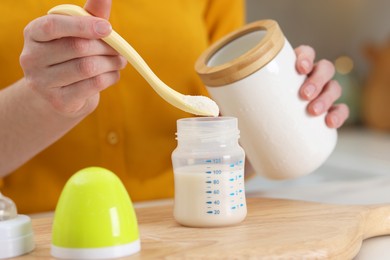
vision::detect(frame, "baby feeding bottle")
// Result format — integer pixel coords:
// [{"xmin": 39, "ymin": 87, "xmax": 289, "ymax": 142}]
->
[
  {"xmin": 172, "ymin": 117, "xmax": 246, "ymax": 227},
  {"xmin": 0, "ymin": 193, "xmax": 34, "ymax": 259},
  {"xmin": 195, "ymin": 20, "xmax": 337, "ymax": 179}
]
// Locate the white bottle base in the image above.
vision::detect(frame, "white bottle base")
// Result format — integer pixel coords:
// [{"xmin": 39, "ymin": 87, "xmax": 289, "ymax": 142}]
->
[{"xmin": 51, "ymin": 239, "xmax": 141, "ymax": 259}]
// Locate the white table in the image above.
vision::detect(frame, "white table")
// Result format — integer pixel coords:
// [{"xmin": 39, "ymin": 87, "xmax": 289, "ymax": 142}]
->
[{"xmin": 245, "ymin": 127, "xmax": 390, "ymax": 259}]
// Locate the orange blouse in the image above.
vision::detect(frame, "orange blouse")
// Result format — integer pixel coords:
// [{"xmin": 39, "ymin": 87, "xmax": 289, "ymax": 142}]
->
[{"xmin": 0, "ymin": 0, "xmax": 245, "ymax": 213}]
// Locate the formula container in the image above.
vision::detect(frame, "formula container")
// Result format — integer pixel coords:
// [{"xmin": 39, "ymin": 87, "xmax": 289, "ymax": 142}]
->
[
  {"xmin": 172, "ymin": 117, "xmax": 246, "ymax": 227},
  {"xmin": 195, "ymin": 20, "xmax": 337, "ymax": 179}
]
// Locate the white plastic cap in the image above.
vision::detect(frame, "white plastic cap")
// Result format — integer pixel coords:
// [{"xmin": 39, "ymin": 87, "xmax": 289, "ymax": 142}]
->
[{"xmin": 0, "ymin": 193, "xmax": 34, "ymax": 259}]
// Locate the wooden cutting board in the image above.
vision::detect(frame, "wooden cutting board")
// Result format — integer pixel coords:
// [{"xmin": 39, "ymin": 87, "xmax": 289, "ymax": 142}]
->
[{"xmin": 17, "ymin": 197, "xmax": 390, "ymax": 259}]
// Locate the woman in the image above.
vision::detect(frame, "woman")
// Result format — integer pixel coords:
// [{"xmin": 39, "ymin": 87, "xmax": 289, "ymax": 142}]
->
[{"xmin": 0, "ymin": 0, "xmax": 348, "ymax": 213}]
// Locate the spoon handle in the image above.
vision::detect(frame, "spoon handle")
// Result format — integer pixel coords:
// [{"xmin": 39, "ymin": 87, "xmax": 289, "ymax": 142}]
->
[
  {"xmin": 48, "ymin": 4, "xmax": 180, "ymax": 99},
  {"xmin": 106, "ymin": 31, "xmax": 179, "ymax": 97},
  {"xmin": 48, "ymin": 4, "xmax": 219, "ymax": 116}
]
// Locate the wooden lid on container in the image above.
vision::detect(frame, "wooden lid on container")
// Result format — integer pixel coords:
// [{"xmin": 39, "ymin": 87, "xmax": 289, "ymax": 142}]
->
[{"xmin": 195, "ymin": 20, "xmax": 285, "ymax": 87}]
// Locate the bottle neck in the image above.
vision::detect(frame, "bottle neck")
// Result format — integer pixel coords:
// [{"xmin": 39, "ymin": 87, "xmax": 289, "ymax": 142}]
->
[{"xmin": 175, "ymin": 117, "xmax": 240, "ymax": 149}]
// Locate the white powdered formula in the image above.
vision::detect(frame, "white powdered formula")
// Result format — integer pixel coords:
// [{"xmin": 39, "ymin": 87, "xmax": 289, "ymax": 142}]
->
[{"xmin": 182, "ymin": 95, "xmax": 219, "ymax": 117}]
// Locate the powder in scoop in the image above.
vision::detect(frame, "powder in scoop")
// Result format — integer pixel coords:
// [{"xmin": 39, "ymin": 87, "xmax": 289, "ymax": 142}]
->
[{"xmin": 182, "ymin": 95, "xmax": 219, "ymax": 117}]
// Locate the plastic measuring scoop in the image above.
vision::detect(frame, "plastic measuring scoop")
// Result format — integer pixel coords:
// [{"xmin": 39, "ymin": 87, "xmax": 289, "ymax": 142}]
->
[{"xmin": 48, "ymin": 4, "xmax": 219, "ymax": 117}]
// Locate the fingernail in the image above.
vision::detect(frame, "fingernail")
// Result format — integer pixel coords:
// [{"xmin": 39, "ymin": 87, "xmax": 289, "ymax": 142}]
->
[
  {"xmin": 330, "ymin": 115, "xmax": 339, "ymax": 127},
  {"xmin": 301, "ymin": 60, "xmax": 311, "ymax": 72},
  {"xmin": 303, "ymin": 84, "xmax": 316, "ymax": 98},
  {"xmin": 94, "ymin": 21, "xmax": 112, "ymax": 36},
  {"xmin": 313, "ymin": 101, "xmax": 324, "ymax": 114}
]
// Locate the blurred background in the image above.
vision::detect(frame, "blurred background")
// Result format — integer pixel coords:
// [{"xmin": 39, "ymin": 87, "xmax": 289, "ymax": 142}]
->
[
  {"xmin": 246, "ymin": 0, "xmax": 390, "ymax": 129},
  {"xmin": 244, "ymin": 4, "xmax": 390, "ymax": 256}
]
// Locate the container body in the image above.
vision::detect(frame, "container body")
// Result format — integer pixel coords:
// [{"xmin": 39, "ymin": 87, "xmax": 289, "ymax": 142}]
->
[
  {"xmin": 196, "ymin": 20, "xmax": 337, "ymax": 179},
  {"xmin": 172, "ymin": 117, "xmax": 246, "ymax": 227}
]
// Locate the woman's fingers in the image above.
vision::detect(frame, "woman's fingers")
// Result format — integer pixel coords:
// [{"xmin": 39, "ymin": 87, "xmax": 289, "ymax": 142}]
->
[
  {"xmin": 48, "ymin": 55, "xmax": 127, "ymax": 88},
  {"xmin": 24, "ymin": 15, "xmax": 111, "ymax": 42},
  {"xmin": 22, "ymin": 37, "xmax": 119, "ymax": 68},
  {"xmin": 325, "ymin": 104, "xmax": 350, "ymax": 128},
  {"xmin": 300, "ymin": 59, "xmax": 336, "ymax": 101},
  {"xmin": 307, "ymin": 79, "xmax": 342, "ymax": 116},
  {"xmin": 295, "ymin": 45, "xmax": 315, "ymax": 74},
  {"xmin": 54, "ymin": 71, "xmax": 121, "ymax": 114},
  {"xmin": 84, "ymin": 0, "xmax": 112, "ymax": 20}
]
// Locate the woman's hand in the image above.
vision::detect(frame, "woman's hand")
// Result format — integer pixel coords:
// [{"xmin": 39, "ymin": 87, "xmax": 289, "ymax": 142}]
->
[
  {"xmin": 295, "ymin": 45, "xmax": 349, "ymax": 128},
  {"xmin": 0, "ymin": 0, "xmax": 121, "ymax": 176},
  {"xmin": 19, "ymin": 2, "xmax": 126, "ymax": 118}
]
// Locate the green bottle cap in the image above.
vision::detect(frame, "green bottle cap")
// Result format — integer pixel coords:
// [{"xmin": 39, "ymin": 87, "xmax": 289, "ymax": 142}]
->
[{"xmin": 51, "ymin": 167, "xmax": 140, "ymax": 259}]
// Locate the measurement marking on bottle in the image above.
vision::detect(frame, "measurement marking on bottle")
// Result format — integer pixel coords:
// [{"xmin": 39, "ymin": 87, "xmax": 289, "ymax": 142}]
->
[
  {"xmin": 205, "ymin": 159, "xmax": 222, "ymax": 164},
  {"xmin": 174, "ymin": 164, "xmax": 245, "ymax": 222}
]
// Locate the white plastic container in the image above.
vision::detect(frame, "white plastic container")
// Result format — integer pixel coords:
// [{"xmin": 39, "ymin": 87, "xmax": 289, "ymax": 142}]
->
[
  {"xmin": 195, "ymin": 20, "xmax": 337, "ymax": 179},
  {"xmin": 172, "ymin": 117, "xmax": 246, "ymax": 227},
  {"xmin": 0, "ymin": 193, "xmax": 34, "ymax": 259}
]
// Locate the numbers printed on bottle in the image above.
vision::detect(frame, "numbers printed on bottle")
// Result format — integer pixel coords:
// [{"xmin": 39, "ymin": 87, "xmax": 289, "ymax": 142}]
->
[
  {"xmin": 213, "ymin": 170, "xmax": 222, "ymax": 174},
  {"xmin": 208, "ymin": 158, "xmax": 221, "ymax": 164},
  {"xmin": 203, "ymin": 163, "xmax": 246, "ymax": 218}
]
